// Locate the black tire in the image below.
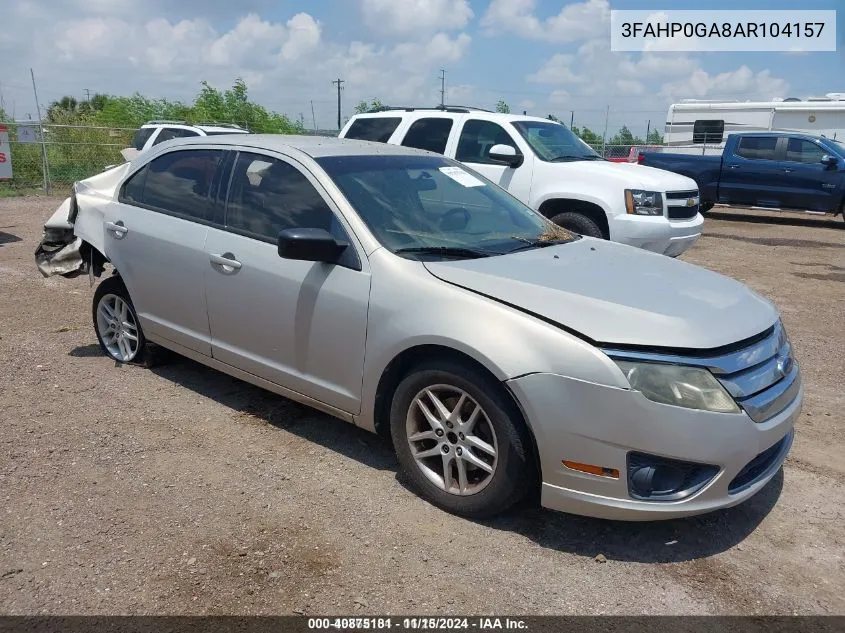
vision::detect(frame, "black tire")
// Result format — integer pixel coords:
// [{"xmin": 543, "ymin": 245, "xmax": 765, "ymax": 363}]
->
[
  {"xmin": 92, "ymin": 275, "xmax": 150, "ymax": 366},
  {"xmin": 549, "ymin": 211, "xmax": 604, "ymax": 238},
  {"xmin": 699, "ymin": 201, "xmax": 714, "ymax": 213},
  {"xmin": 390, "ymin": 361, "xmax": 534, "ymax": 519}
]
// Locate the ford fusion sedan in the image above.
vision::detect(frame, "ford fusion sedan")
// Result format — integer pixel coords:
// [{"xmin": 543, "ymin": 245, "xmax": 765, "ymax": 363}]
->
[{"xmin": 35, "ymin": 134, "xmax": 802, "ymax": 520}]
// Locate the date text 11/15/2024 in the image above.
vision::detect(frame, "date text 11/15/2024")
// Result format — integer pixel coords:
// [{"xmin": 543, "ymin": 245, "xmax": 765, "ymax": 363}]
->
[{"xmin": 307, "ymin": 617, "xmax": 528, "ymax": 630}]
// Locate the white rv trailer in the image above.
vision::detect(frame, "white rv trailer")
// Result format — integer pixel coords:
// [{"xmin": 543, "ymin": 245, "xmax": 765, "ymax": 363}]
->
[{"xmin": 663, "ymin": 93, "xmax": 845, "ymax": 155}]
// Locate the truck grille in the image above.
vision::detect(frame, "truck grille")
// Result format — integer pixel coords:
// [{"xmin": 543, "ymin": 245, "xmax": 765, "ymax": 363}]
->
[
  {"xmin": 603, "ymin": 321, "xmax": 801, "ymax": 424},
  {"xmin": 665, "ymin": 189, "xmax": 700, "ymax": 220}
]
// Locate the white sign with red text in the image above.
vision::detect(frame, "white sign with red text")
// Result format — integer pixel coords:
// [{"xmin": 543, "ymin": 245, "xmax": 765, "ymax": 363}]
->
[{"xmin": 0, "ymin": 126, "xmax": 11, "ymax": 179}]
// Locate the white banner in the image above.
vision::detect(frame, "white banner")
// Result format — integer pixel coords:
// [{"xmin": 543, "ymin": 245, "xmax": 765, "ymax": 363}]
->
[
  {"xmin": 0, "ymin": 126, "xmax": 12, "ymax": 180},
  {"xmin": 611, "ymin": 10, "xmax": 837, "ymax": 52}
]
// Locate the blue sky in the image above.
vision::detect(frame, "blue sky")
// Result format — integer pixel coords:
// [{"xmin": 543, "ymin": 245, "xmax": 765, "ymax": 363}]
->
[{"xmin": 1, "ymin": 0, "xmax": 842, "ymax": 134}]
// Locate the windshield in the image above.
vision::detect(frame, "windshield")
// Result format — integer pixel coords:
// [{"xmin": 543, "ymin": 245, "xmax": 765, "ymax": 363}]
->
[
  {"xmin": 827, "ymin": 138, "xmax": 845, "ymax": 154},
  {"xmin": 511, "ymin": 120, "xmax": 603, "ymax": 162},
  {"xmin": 316, "ymin": 154, "xmax": 576, "ymax": 259}
]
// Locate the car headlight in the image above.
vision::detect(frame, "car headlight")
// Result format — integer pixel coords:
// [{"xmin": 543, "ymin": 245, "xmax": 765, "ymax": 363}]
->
[
  {"xmin": 625, "ymin": 189, "xmax": 664, "ymax": 216},
  {"xmin": 613, "ymin": 360, "xmax": 740, "ymax": 413}
]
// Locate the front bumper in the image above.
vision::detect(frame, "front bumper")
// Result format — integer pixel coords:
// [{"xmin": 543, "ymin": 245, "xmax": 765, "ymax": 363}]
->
[
  {"xmin": 506, "ymin": 369, "xmax": 802, "ymax": 521},
  {"xmin": 610, "ymin": 213, "xmax": 703, "ymax": 257}
]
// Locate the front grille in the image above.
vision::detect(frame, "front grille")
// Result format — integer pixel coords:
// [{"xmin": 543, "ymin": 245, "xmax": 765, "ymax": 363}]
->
[
  {"xmin": 665, "ymin": 190, "xmax": 699, "ymax": 199},
  {"xmin": 668, "ymin": 205, "xmax": 699, "ymax": 219},
  {"xmin": 729, "ymin": 431, "xmax": 793, "ymax": 493}
]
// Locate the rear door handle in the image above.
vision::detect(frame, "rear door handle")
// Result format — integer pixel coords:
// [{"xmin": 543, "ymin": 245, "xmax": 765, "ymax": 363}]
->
[
  {"xmin": 728, "ymin": 164, "xmax": 740, "ymax": 169},
  {"xmin": 105, "ymin": 221, "xmax": 128, "ymax": 238},
  {"xmin": 784, "ymin": 168, "xmax": 793, "ymax": 173},
  {"xmin": 210, "ymin": 252, "xmax": 242, "ymax": 273}
]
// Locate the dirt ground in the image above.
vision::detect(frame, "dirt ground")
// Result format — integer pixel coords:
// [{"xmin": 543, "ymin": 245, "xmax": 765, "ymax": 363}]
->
[{"xmin": 0, "ymin": 197, "xmax": 843, "ymax": 616}]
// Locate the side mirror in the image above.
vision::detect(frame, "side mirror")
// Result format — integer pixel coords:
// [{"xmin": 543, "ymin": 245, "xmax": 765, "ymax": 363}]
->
[
  {"xmin": 820, "ymin": 154, "xmax": 838, "ymax": 166},
  {"xmin": 277, "ymin": 228, "xmax": 347, "ymax": 263},
  {"xmin": 488, "ymin": 144, "xmax": 524, "ymax": 168}
]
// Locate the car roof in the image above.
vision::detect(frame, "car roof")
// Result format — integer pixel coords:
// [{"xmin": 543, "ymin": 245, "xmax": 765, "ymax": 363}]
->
[
  {"xmin": 349, "ymin": 109, "xmax": 556, "ymax": 125},
  {"xmin": 158, "ymin": 133, "xmax": 447, "ymax": 158},
  {"xmin": 140, "ymin": 122, "xmax": 249, "ymax": 134}
]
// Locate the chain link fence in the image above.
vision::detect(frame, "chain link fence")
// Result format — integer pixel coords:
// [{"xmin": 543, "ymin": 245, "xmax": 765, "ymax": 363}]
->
[
  {"xmin": 0, "ymin": 124, "xmax": 135, "ymax": 194},
  {"xmin": 0, "ymin": 122, "xmax": 707, "ymax": 195}
]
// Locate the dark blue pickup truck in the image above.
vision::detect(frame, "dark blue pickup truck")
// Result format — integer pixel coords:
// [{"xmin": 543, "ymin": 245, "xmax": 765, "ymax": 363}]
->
[{"xmin": 638, "ymin": 132, "xmax": 845, "ymax": 219}]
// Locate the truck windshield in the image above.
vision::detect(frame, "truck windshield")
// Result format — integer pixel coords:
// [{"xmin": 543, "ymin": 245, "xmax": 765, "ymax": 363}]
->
[
  {"xmin": 316, "ymin": 154, "xmax": 577, "ymax": 259},
  {"xmin": 827, "ymin": 138, "xmax": 845, "ymax": 155},
  {"xmin": 511, "ymin": 120, "xmax": 603, "ymax": 162}
]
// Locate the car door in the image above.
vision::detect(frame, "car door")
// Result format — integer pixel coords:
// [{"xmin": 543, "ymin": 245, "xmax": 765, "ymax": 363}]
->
[
  {"xmin": 107, "ymin": 147, "xmax": 226, "ymax": 355},
  {"xmin": 719, "ymin": 136, "xmax": 783, "ymax": 207},
  {"xmin": 204, "ymin": 151, "xmax": 371, "ymax": 414},
  {"xmin": 448, "ymin": 118, "xmax": 534, "ymax": 204},
  {"xmin": 778, "ymin": 137, "xmax": 838, "ymax": 211}
]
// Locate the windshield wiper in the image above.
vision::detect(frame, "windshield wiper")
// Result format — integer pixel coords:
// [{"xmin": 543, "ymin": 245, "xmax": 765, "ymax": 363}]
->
[
  {"xmin": 393, "ymin": 246, "xmax": 493, "ymax": 259},
  {"xmin": 506, "ymin": 236, "xmax": 573, "ymax": 253},
  {"xmin": 549, "ymin": 155, "xmax": 602, "ymax": 162}
]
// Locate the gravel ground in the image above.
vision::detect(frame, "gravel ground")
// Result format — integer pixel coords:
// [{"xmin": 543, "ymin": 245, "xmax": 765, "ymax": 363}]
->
[{"xmin": 0, "ymin": 197, "xmax": 843, "ymax": 615}]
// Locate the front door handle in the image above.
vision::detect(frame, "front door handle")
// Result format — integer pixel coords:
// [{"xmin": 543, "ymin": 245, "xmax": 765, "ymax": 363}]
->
[
  {"xmin": 105, "ymin": 221, "xmax": 128, "ymax": 238},
  {"xmin": 728, "ymin": 164, "xmax": 740, "ymax": 169},
  {"xmin": 210, "ymin": 252, "xmax": 242, "ymax": 273},
  {"xmin": 784, "ymin": 168, "xmax": 793, "ymax": 173}
]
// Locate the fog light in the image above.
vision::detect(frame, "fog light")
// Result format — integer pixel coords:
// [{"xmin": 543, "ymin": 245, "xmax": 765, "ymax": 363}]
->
[{"xmin": 627, "ymin": 452, "xmax": 718, "ymax": 501}]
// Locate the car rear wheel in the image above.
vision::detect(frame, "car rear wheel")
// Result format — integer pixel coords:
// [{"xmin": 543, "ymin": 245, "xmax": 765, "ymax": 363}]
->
[
  {"xmin": 549, "ymin": 211, "xmax": 604, "ymax": 239},
  {"xmin": 92, "ymin": 276, "xmax": 148, "ymax": 365},
  {"xmin": 390, "ymin": 361, "xmax": 533, "ymax": 518}
]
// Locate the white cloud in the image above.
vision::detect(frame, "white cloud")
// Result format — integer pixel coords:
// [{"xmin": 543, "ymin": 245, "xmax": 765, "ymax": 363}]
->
[
  {"xmin": 362, "ymin": 0, "xmax": 473, "ymax": 36},
  {"xmin": 1, "ymin": 5, "xmax": 476, "ymax": 127},
  {"xmin": 660, "ymin": 67, "xmax": 790, "ymax": 101},
  {"xmin": 482, "ymin": 0, "xmax": 609, "ymax": 42},
  {"xmin": 527, "ymin": 54, "xmax": 585, "ymax": 84}
]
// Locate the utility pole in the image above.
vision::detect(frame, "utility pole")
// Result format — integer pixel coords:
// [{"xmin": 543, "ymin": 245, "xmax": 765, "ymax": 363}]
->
[
  {"xmin": 570, "ymin": 110, "xmax": 574, "ymax": 128},
  {"xmin": 645, "ymin": 120, "xmax": 651, "ymax": 143},
  {"xmin": 31, "ymin": 68, "xmax": 51, "ymax": 195},
  {"xmin": 310, "ymin": 100, "xmax": 317, "ymax": 131},
  {"xmin": 601, "ymin": 104, "xmax": 610, "ymax": 156},
  {"xmin": 84, "ymin": 88, "xmax": 90, "ymax": 104},
  {"xmin": 332, "ymin": 78, "xmax": 344, "ymax": 130},
  {"xmin": 439, "ymin": 69, "xmax": 446, "ymax": 107},
  {"xmin": 299, "ymin": 112, "xmax": 305, "ymax": 128}
]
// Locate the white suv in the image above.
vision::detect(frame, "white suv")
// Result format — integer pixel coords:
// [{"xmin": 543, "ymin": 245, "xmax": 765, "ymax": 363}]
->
[
  {"xmin": 340, "ymin": 107, "xmax": 703, "ymax": 256},
  {"xmin": 120, "ymin": 120, "xmax": 250, "ymax": 162}
]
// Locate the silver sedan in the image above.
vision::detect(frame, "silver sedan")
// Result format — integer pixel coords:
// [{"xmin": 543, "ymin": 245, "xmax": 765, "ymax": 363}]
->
[{"xmin": 36, "ymin": 134, "xmax": 802, "ymax": 520}]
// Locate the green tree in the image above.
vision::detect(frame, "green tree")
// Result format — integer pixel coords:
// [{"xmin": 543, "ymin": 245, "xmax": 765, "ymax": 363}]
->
[
  {"xmin": 647, "ymin": 129, "xmax": 664, "ymax": 144},
  {"xmin": 571, "ymin": 125, "xmax": 602, "ymax": 146},
  {"xmin": 354, "ymin": 98, "xmax": 387, "ymax": 114},
  {"xmin": 495, "ymin": 100, "xmax": 510, "ymax": 114}
]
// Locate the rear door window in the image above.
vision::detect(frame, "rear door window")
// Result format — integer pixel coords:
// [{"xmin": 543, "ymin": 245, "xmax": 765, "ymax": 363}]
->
[
  {"xmin": 131, "ymin": 128, "xmax": 155, "ymax": 150},
  {"xmin": 400, "ymin": 118, "xmax": 454, "ymax": 155},
  {"xmin": 121, "ymin": 149, "xmax": 223, "ymax": 223},
  {"xmin": 152, "ymin": 127, "xmax": 201, "ymax": 146},
  {"xmin": 344, "ymin": 117, "xmax": 402, "ymax": 143},
  {"xmin": 735, "ymin": 136, "xmax": 778, "ymax": 161}
]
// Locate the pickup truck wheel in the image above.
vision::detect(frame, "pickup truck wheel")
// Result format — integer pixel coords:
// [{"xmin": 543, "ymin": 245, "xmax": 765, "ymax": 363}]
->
[
  {"xmin": 92, "ymin": 276, "xmax": 149, "ymax": 365},
  {"xmin": 699, "ymin": 201, "xmax": 714, "ymax": 213},
  {"xmin": 549, "ymin": 212, "xmax": 604, "ymax": 239},
  {"xmin": 390, "ymin": 361, "xmax": 533, "ymax": 519}
]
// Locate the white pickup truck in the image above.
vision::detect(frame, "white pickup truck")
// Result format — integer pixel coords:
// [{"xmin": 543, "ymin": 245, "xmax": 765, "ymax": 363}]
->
[{"xmin": 339, "ymin": 107, "xmax": 703, "ymax": 256}]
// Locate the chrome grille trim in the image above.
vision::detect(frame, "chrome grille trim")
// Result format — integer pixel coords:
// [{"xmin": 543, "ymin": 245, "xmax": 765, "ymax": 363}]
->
[
  {"xmin": 737, "ymin": 366, "xmax": 801, "ymax": 423},
  {"xmin": 604, "ymin": 320, "xmax": 800, "ymax": 423}
]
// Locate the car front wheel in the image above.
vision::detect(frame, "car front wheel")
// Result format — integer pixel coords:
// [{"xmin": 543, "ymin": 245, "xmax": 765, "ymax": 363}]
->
[{"xmin": 390, "ymin": 361, "xmax": 534, "ymax": 519}]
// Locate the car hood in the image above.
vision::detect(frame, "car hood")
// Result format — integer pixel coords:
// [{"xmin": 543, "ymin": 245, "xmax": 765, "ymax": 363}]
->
[
  {"xmin": 423, "ymin": 238, "xmax": 778, "ymax": 350},
  {"xmin": 552, "ymin": 160, "xmax": 698, "ymax": 191}
]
